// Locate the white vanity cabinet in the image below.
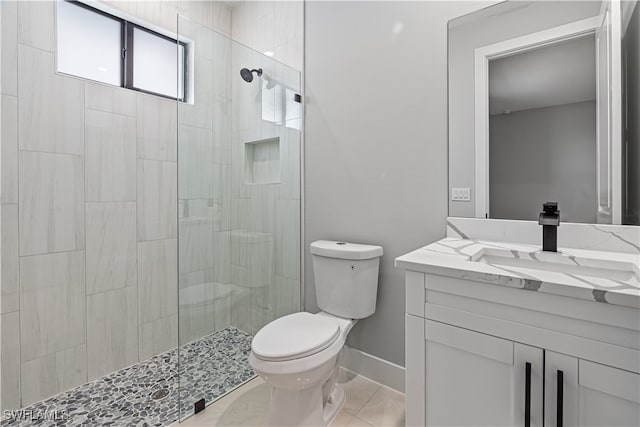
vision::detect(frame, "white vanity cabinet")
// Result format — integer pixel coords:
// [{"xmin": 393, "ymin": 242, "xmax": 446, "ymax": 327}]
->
[
  {"xmin": 404, "ymin": 271, "xmax": 640, "ymax": 427},
  {"xmin": 423, "ymin": 319, "xmax": 544, "ymax": 426},
  {"xmin": 545, "ymin": 354, "xmax": 640, "ymax": 427}
]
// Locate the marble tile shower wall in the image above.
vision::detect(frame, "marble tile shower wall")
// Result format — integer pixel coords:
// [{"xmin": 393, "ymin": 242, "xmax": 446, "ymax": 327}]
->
[{"xmin": 0, "ymin": 0, "xmax": 232, "ymax": 411}]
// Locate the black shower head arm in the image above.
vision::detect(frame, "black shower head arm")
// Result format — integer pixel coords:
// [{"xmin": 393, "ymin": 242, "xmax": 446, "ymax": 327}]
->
[{"xmin": 240, "ymin": 67, "xmax": 263, "ymax": 82}]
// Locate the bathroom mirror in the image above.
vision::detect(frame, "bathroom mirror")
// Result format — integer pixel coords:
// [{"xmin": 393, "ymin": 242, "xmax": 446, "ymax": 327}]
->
[{"xmin": 448, "ymin": 0, "xmax": 639, "ymax": 225}]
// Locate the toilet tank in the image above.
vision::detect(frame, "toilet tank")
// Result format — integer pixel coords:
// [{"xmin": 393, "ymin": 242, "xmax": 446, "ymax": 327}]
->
[{"xmin": 310, "ymin": 240, "xmax": 383, "ymax": 319}]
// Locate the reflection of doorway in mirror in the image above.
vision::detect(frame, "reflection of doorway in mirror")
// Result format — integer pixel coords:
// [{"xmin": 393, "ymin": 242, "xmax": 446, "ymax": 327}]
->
[
  {"xmin": 489, "ymin": 35, "xmax": 597, "ymax": 223},
  {"xmin": 473, "ymin": 8, "xmax": 625, "ymax": 224},
  {"xmin": 622, "ymin": 0, "xmax": 640, "ymax": 225}
]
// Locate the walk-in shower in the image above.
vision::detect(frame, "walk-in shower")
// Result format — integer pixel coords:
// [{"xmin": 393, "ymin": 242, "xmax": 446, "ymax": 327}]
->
[{"xmin": 0, "ymin": 7, "xmax": 301, "ymax": 426}]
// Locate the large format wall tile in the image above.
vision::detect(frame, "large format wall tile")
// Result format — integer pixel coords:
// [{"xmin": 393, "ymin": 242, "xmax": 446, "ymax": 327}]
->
[
  {"xmin": 136, "ymin": 94, "xmax": 177, "ymax": 161},
  {"xmin": 278, "ymin": 129, "xmax": 301, "ymax": 201},
  {"xmin": 1, "ymin": 95, "xmax": 18, "ymax": 204},
  {"xmin": 213, "ymin": 0, "xmax": 232, "ymax": 36},
  {"xmin": 230, "ymin": 287, "xmax": 251, "ymax": 334},
  {"xmin": 213, "ymin": 231, "xmax": 231, "ymax": 284},
  {"xmin": 18, "ymin": 45, "xmax": 84, "ymax": 155},
  {"xmin": 139, "ymin": 314, "xmax": 177, "ymax": 361},
  {"xmin": 136, "ymin": 0, "xmax": 179, "ymax": 33},
  {"xmin": 19, "ymin": 151, "xmax": 84, "ymax": 256},
  {"xmin": 20, "ymin": 251, "xmax": 86, "ymax": 362},
  {"xmin": 85, "ymin": 109, "xmax": 136, "ymax": 202},
  {"xmin": 86, "ymin": 202, "xmax": 137, "ymax": 295},
  {"xmin": 137, "ymin": 159, "xmax": 177, "ymax": 241},
  {"xmin": 1, "ymin": 311, "xmax": 21, "ymax": 411},
  {"xmin": 273, "ymin": 275, "xmax": 300, "ymax": 319},
  {"xmin": 211, "ymin": 34, "xmax": 231, "ymax": 101},
  {"xmin": 231, "ymin": 198, "xmax": 252, "ymax": 231},
  {"xmin": 100, "ymin": 0, "xmax": 137, "ymax": 17},
  {"xmin": 17, "ymin": 0, "xmax": 54, "ymax": 52},
  {"xmin": 232, "ymin": 0, "xmax": 303, "ymax": 71},
  {"xmin": 178, "ymin": 55, "xmax": 214, "ymax": 129},
  {"xmin": 214, "ymin": 165, "xmax": 232, "ymax": 232},
  {"xmin": 85, "ymin": 82, "xmax": 136, "ymax": 117},
  {"xmin": 177, "ymin": 1, "xmax": 232, "ymax": 38},
  {"xmin": 178, "ymin": 125, "xmax": 214, "ymax": 199},
  {"xmin": 178, "ymin": 1, "xmax": 220, "ymax": 35},
  {"xmin": 276, "ymin": 199, "xmax": 300, "ymax": 280},
  {"xmin": 87, "ymin": 286, "xmax": 138, "ymax": 380},
  {"xmin": 251, "ymin": 188, "xmax": 277, "ymax": 233},
  {"xmin": 138, "ymin": 239, "xmax": 178, "ymax": 324},
  {"xmin": 178, "ymin": 279, "xmax": 216, "ymax": 345},
  {"xmin": 21, "ymin": 344, "xmax": 87, "ymax": 407},
  {"xmin": 179, "ymin": 215, "xmax": 215, "ymax": 274},
  {"xmin": 1, "ymin": 1, "xmax": 18, "ymax": 96},
  {"xmin": 1, "ymin": 205, "xmax": 19, "ymax": 314},
  {"xmin": 230, "ymin": 134, "xmax": 253, "ymax": 199}
]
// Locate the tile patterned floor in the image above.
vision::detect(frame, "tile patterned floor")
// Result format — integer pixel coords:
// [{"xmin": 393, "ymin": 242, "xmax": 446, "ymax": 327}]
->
[
  {"xmin": 173, "ymin": 368, "xmax": 406, "ymax": 427},
  {"xmin": 2, "ymin": 328, "xmax": 255, "ymax": 427}
]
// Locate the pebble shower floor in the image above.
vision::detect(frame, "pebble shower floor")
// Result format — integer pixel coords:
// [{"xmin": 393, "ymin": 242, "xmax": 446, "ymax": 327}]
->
[{"xmin": 2, "ymin": 327, "xmax": 255, "ymax": 426}]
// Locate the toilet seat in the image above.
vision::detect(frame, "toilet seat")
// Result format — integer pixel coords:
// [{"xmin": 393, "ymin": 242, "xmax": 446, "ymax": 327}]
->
[{"xmin": 252, "ymin": 312, "xmax": 340, "ymax": 362}]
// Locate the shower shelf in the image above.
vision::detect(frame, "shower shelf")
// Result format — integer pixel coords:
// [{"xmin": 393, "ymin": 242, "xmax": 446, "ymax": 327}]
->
[{"xmin": 244, "ymin": 137, "xmax": 281, "ymax": 184}]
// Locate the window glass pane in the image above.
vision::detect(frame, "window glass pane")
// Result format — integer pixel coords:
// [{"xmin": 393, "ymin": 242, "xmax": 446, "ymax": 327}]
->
[
  {"xmin": 133, "ymin": 28, "xmax": 184, "ymax": 99},
  {"xmin": 178, "ymin": 44, "xmax": 185, "ymax": 100},
  {"xmin": 57, "ymin": 1, "xmax": 122, "ymax": 86}
]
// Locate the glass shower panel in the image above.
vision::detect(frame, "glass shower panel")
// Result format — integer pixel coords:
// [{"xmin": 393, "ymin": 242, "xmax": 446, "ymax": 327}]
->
[{"xmin": 177, "ymin": 16, "xmax": 301, "ymax": 422}]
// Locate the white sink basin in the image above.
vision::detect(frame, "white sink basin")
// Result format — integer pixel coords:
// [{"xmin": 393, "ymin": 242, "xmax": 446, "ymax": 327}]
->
[{"xmin": 470, "ymin": 246, "xmax": 639, "ymax": 285}]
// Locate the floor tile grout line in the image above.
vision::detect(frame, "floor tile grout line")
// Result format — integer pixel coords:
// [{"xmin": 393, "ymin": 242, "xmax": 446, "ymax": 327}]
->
[{"xmin": 354, "ymin": 381, "xmax": 384, "ymax": 416}]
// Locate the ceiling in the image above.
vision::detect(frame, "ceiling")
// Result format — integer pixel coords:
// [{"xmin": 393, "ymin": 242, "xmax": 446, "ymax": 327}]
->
[{"xmin": 489, "ymin": 34, "xmax": 596, "ymax": 115}]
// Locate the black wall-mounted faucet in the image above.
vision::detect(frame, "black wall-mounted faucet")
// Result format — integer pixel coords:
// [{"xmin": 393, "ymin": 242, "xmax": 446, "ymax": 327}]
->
[{"xmin": 538, "ymin": 202, "xmax": 560, "ymax": 252}]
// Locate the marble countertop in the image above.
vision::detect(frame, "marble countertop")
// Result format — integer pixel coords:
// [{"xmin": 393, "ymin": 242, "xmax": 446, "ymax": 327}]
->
[{"xmin": 395, "ymin": 237, "xmax": 640, "ymax": 309}]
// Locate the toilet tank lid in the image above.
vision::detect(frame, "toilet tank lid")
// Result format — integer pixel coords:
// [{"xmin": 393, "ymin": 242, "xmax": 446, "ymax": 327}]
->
[{"xmin": 310, "ymin": 240, "xmax": 383, "ymax": 260}]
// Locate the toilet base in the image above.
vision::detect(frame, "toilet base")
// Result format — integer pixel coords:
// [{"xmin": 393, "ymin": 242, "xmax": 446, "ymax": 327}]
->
[
  {"xmin": 266, "ymin": 383, "xmax": 346, "ymax": 427},
  {"xmin": 324, "ymin": 384, "xmax": 346, "ymax": 425}
]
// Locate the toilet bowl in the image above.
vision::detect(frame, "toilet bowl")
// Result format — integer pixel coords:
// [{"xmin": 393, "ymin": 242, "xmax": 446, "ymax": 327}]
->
[
  {"xmin": 249, "ymin": 312, "xmax": 354, "ymax": 426},
  {"xmin": 249, "ymin": 240, "xmax": 383, "ymax": 427}
]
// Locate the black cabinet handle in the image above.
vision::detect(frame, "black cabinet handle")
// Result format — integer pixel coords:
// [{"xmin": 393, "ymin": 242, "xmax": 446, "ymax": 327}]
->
[
  {"xmin": 557, "ymin": 370, "xmax": 564, "ymax": 427},
  {"xmin": 525, "ymin": 362, "xmax": 531, "ymax": 427}
]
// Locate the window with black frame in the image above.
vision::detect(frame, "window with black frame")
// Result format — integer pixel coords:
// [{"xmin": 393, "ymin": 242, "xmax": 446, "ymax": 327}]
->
[{"xmin": 56, "ymin": 0, "xmax": 187, "ymax": 101}]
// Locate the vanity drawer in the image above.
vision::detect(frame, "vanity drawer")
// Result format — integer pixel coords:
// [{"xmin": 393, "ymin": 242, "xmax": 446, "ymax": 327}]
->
[{"xmin": 422, "ymin": 274, "xmax": 640, "ymax": 373}]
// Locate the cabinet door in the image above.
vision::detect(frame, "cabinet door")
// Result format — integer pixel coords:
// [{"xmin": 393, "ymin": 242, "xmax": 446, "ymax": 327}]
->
[
  {"xmin": 578, "ymin": 359, "xmax": 639, "ymax": 426},
  {"xmin": 545, "ymin": 351, "xmax": 579, "ymax": 426},
  {"xmin": 424, "ymin": 320, "xmax": 543, "ymax": 426},
  {"xmin": 545, "ymin": 351, "xmax": 640, "ymax": 426}
]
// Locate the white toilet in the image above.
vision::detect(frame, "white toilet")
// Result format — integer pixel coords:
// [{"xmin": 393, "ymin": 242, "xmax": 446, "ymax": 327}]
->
[{"xmin": 249, "ymin": 240, "xmax": 383, "ymax": 427}]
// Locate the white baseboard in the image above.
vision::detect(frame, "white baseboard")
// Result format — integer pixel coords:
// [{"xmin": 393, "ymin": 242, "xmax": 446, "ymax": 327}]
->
[{"xmin": 341, "ymin": 345, "xmax": 405, "ymax": 393}]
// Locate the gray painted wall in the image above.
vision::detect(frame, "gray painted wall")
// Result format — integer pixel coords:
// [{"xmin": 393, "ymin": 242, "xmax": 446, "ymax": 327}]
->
[
  {"xmin": 448, "ymin": 1, "xmax": 601, "ymax": 218},
  {"xmin": 623, "ymin": 2, "xmax": 640, "ymax": 225},
  {"xmin": 489, "ymin": 101, "xmax": 597, "ymax": 223},
  {"xmin": 304, "ymin": 0, "xmax": 495, "ymax": 367}
]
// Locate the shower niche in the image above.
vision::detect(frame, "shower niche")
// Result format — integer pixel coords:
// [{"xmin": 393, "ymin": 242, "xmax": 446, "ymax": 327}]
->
[{"xmin": 244, "ymin": 137, "xmax": 281, "ymax": 184}]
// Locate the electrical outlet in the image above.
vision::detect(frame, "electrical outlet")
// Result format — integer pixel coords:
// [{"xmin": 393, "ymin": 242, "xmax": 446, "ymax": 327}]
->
[{"xmin": 451, "ymin": 187, "xmax": 471, "ymax": 201}]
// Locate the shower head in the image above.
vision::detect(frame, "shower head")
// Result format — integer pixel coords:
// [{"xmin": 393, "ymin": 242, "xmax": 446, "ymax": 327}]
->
[{"xmin": 240, "ymin": 68, "xmax": 263, "ymax": 82}]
